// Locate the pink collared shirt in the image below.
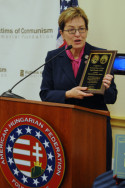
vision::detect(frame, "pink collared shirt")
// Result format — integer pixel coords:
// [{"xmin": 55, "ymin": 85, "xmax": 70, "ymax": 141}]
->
[{"xmin": 65, "ymin": 44, "xmax": 85, "ymax": 78}]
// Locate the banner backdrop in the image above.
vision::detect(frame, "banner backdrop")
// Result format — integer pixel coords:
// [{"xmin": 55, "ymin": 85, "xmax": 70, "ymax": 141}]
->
[{"xmin": 0, "ymin": 0, "xmax": 60, "ymax": 100}]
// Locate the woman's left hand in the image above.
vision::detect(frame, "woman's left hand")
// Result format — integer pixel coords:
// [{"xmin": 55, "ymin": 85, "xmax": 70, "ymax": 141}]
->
[{"xmin": 103, "ymin": 74, "xmax": 113, "ymax": 89}]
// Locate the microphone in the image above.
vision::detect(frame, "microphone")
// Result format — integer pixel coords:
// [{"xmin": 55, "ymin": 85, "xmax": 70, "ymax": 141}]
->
[{"xmin": 1, "ymin": 45, "xmax": 72, "ymax": 99}]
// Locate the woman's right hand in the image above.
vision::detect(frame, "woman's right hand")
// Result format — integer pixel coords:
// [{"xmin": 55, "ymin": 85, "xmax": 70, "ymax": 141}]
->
[{"xmin": 65, "ymin": 86, "xmax": 93, "ymax": 100}]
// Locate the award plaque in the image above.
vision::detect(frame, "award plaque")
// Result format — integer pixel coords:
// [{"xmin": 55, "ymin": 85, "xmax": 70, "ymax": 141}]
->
[{"xmin": 79, "ymin": 50, "xmax": 117, "ymax": 94}]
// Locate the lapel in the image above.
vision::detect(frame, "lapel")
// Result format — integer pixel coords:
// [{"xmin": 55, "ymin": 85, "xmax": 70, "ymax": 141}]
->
[
  {"xmin": 58, "ymin": 51, "xmax": 77, "ymax": 85},
  {"xmin": 57, "ymin": 43, "xmax": 92, "ymax": 86},
  {"xmin": 76, "ymin": 42, "xmax": 92, "ymax": 84}
]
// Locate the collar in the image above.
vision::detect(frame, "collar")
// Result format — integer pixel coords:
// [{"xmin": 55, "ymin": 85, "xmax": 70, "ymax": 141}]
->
[{"xmin": 65, "ymin": 44, "xmax": 85, "ymax": 62}]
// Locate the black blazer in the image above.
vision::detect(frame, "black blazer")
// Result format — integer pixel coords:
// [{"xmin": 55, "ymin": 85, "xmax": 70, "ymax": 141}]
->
[{"xmin": 40, "ymin": 42, "xmax": 117, "ymax": 111}]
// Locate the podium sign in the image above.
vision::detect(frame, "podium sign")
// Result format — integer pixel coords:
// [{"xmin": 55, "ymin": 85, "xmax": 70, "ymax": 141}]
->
[{"xmin": 0, "ymin": 114, "xmax": 65, "ymax": 188}]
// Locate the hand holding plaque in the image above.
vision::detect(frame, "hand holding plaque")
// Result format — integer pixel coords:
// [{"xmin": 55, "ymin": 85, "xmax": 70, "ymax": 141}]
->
[{"xmin": 79, "ymin": 50, "xmax": 117, "ymax": 94}]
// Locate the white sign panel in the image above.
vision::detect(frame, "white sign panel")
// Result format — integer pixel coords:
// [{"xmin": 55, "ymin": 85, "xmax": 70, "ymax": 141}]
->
[{"xmin": 0, "ymin": 0, "xmax": 60, "ymax": 100}]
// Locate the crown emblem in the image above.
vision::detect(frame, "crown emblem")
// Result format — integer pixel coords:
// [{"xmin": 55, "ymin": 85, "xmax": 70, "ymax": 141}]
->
[{"xmin": 34, "ymin": 161, "xmax": 42, "ymax": 167}]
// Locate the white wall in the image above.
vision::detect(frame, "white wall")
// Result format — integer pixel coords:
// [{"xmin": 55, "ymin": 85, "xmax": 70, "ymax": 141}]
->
[{"xmin": 79, "ymin": 0, "xmax": 125, "ymax": 118}]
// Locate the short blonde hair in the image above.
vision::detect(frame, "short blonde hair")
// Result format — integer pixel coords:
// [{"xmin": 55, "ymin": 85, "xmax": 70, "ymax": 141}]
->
[{"xmin": 58, "ymin": 7, "xmax": 89, "ymax": 31}]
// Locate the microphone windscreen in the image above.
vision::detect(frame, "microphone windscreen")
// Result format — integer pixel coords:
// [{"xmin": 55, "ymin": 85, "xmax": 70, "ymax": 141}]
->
[{"xmin": 66, "ymin": 45, "xmax": 72, "ymax": 50}]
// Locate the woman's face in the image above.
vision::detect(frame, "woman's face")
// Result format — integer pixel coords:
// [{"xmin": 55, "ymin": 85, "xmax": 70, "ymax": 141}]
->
[{"xmin": 60, "ymin": 17, "xmax": 88, "ymax": 50}]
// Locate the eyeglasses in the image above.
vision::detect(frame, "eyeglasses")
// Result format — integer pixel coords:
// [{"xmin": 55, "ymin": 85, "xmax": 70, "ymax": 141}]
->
[{"xmin": 63, "ymin": 28, "xmax": 86, "ymax": 34}]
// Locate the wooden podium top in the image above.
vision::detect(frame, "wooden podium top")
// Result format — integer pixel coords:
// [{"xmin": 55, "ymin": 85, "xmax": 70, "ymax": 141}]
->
[{"xmin": 0, "ymin": 96, "xmax": 110, "ymax": 117}]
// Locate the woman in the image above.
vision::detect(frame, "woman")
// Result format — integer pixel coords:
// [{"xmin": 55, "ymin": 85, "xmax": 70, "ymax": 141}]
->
[{"xmin": 40, "ymin": 7, "xmax": 117, "ymax": 171}]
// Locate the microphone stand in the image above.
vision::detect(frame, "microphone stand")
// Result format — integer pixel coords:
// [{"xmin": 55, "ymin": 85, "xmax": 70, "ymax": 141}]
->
[{"xmin": 1, "ymin": 45, "xmax": 72, "ymax": 99}]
